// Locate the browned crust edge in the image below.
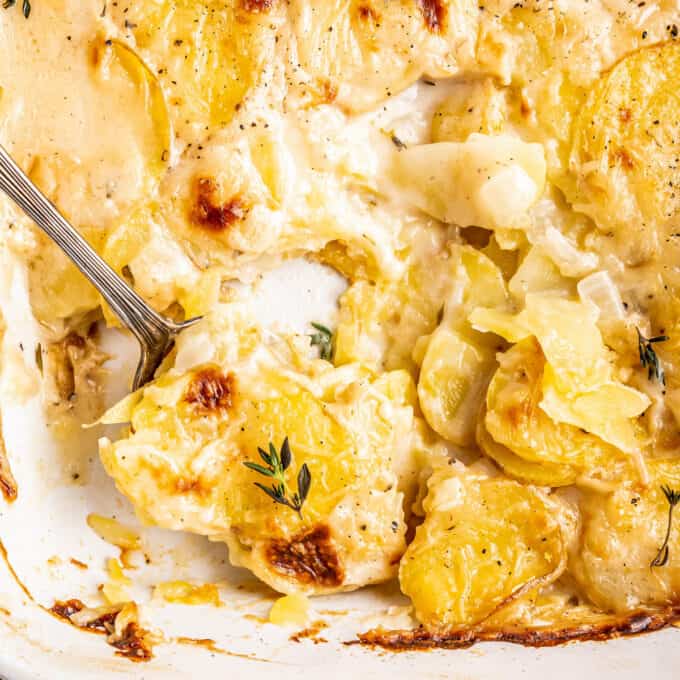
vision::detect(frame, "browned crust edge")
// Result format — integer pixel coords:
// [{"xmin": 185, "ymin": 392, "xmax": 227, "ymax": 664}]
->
[
  {"xmin": 0, "ymin": 415, "xmax": 17, "ymax": 502},
  {"xmin": 348, "ymin": 607, "xmax": 680, "ymax": 650}
]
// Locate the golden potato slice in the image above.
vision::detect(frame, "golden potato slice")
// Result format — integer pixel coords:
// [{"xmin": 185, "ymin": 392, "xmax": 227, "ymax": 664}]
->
[
  {"xmin": 476, "ymin": 418, "xmax": 578, "ymax": 487},
  {"xmin": 569, "ymin": 42, "xmax": 680, "ymax": 264},
  {"xmin": 400, "ymin": 460, "xmax": 572, "ymax": 629},
  {"xmin": 333, "ymin": 228, "xmax": 454, "ymax": 373},
  {"xmin": 106, "ymin": 40, "xmax": 172, "ymax": 184},
  {"xmin": 26, "ymin": 235, "xmax": 102, "ymax": 322},
  {"xmin": 23, "ymin": 37, "xmax": 172, "ymax": 322},
  {"xmin": 507, "ymin": 246, "xmax": 574, "ymax": 302},
  {"xmin": 417, "ymin": 247, "xmax": 508, "ymax": 446},
  {"xmin": 472, "ymin": 294, "xmax": 650, "ymax": 456},
  {"xmin": 288, "ymin": 0, "xmax": 478, "ymax": 113},
  {"xmin": 151, "ymin": 110, "xmax": 415, "ymax": 283},
  {"xmin": 572, "ymin": 459, "xmax": 680, "ymax": 612},
  {"xmin": 99, "ymin": 307, "xmax": 421, "ymax": 595},
  {"xmin": 417, "ymin": 328, "xmax": 497, "ymax": 447},
  {"xmin": 483, "ymin": 338, "xmax": 632, "ymax": 485},
  {"xmin": 98, "ymin": 203, "xmax": 221, "ymax": 323},
  {"xmin": 111, "ymin": 0, "xmax": 284, "ymax": 141}
]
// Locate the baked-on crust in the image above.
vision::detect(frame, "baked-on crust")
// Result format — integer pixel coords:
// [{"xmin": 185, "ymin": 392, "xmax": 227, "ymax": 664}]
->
[{"xmin": 351, "ymin": 607, "xmax": 680, "ymax": 650}]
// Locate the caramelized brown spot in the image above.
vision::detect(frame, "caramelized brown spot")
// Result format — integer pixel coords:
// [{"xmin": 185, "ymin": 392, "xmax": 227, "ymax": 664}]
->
[
  {"xmin": 619, "ymin": 107, "xmax": 632, "ymax": 123},
  {"xmin": 84, "ymin": 611, "xmax": 119, "ymax": 632},
  {"xmin": 50, "ymin": 600, "xmax": 119, "ymax": 634},
  {"xmin": 70, "ymin": 558, "xmax": 88, "ymax": 570},
  {"xmin": 290, "ymin": 620, "xmax": 329, "ymax": 644},
  {"xmin": 505, "ymin": 402, "xmax": 527, "ymax": 429},
  {"xmin": 241, "ymin": 0, "xmax": 273, "ymax": 11},
  {"xmin": 417, "ymin": 0, "xmax": 446, "ymax": 32},
  {"xmin": 50, "ymin": 332, "xmax": 86, "ymax": 401},
  {"xmin": 50, "ymin": 599, "xmax": 86, "ymax": 620},
  {"xmin": 185, "ymin": 368, "xmax": 235, "ymax": 414},
  {"xmin": 267, "ymin": 525, "xmax": 343, "ymax": 587},
  {"xmin": 614, "ymin": 148, "xmax": 635, "ymax": 170},
  {"xmin": 320, "ymin": 79, "xmax": 338, "ymax": 104},
  {"xmin": 520, "ymin": 97, "xmax": 532, "ymax": 118},
  {"xmin": 175, "ymin": 477, "xmax": 209, "ymax": 496},
  {"xmin": 111, "ymin": 622, "xmax": 154, "ymax": 662},
  {"xmin": 191, "ymin": 177, "xmax": 246, "ymax": 232},
  {"xmin": 350, "ymin": 606, "xmax": 680, "ymax": 650},
  {"xmin": 89, "ymin": 42, "xmax": 104, "ymax": 69},
  {"xmin": 64, "ymin": 332, "xmax": 86, "ymax": 351},
  {"xmin": 50, "ymin": 599, "xmax": 154, "ymax": 662},
  {"xmin": 357, "ymin": 4, "xmax": 379, "ymax": 21},
  {"xmin": 0, "ymin": 456, "xmax": 17, "ymax": 503}
]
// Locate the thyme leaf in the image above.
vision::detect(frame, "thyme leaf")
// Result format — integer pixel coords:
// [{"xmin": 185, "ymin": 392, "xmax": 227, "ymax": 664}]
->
[
  {"xmin": 310, "ymin": 322, "xmax": 333, "ymax": 361},
  {"xmin": 651, "ymin": 485, "xmax": 680, "ymax": 567},
  {"xmin": 637, "ymin": 328, "xmax": 668, "ymax": 385},
  {"xmin": 243, "ymin": 461, "xmax": 274, "ymax": 478},
  {"xmin": 244, "ymin": 437, "xmax": 311, "ymax": 518}
]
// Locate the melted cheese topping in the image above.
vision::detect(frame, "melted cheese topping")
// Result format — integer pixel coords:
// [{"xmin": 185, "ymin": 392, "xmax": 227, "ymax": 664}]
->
[{"xmin": 3, "ymin": 0, "xmax": 680, "ymax": 639}]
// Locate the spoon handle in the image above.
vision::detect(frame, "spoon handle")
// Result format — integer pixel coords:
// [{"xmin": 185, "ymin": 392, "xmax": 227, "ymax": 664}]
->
[{"xmin": 0, "ymin": 144, "xmax": 172, "ymax": 347}]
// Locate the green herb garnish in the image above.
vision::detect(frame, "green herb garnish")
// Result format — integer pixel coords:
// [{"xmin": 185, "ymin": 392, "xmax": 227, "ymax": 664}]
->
[
  {"xmin": 243, "ymin": 438, "xmax": 311, "ymax": 518},
  {"xmin": 3, "ymin": 0, "xmax": 31, "ymax": 18},
  {"xmin": 310, "ymin": 322, "xmax": 333, "ymax": 361},
  {"xmin": 637, "ymin": 328, "xmax": 668, "ymax": 385},
  {"xmin": 651, "ymin": 485, "xmax": 680, "ymax": 567}
]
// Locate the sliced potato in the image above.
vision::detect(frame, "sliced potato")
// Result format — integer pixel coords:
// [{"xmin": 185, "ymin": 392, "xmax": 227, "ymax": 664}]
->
[
  {"xmin": 106, "ymin": 40, "xmax": 172, "ymax": 183},
  {"xmin": 333, "ymin": 233, "xmax": 454, "ymax": 374},
  {"xmin": 288, "ymin": 0, "xmax": 478, "ymax": 113},
  {"xmin": 483, "ymin": 338, "xmax": 632, "ymax": 483},
  {"xmin": 418, "ymin": 328, "xmax": 497, "ymax": 447},
  {"xmin": 417, "ymin": 247, "xmax": 508, "ymax": 446},
  {"xmin": 572, "ymin": 459, "xmax": 680, "ymax": 612},
  {"xmin": 400, "ymin": 460, "xmax": 571, "ymax": 629},
  {"xmin": 477, "ymin": 417, "xmax": 579, "ymax": 487},
  {"xmin": 472, "ymin": 294, "xmax": 650, "ymax": 455},
  {"xmin": 99, "ymin": 307, "xmax": 421, "ymax": 595},
  {"xmin": 569, "ymin": 43, "xmax": 680, "ymax": 264},
  {"xmin": 112, "ymin": 0, "xmax": 284, "ymax": 141},
  {"xmin": 24, "ymin": 37, "xmax": 172, "ymax": 322}
]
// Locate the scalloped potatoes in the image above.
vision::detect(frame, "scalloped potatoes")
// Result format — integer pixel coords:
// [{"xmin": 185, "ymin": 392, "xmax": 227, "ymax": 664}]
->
[
  {"xmin": 99, "ymin": 307, "xmax": 423, "ymax": 595},
  {"xmin": 3, "ymin": 0, "xmax": 680, "ymax": 648}
]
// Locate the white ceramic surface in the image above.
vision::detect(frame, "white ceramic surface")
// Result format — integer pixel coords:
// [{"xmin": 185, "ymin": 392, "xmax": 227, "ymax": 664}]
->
[{"xmin": 0, "ymin": 254, "xmax": 677, "ymax": 679}]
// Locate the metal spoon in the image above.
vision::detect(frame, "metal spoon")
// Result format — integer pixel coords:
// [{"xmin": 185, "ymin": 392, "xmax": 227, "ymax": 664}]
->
[{"xmin": 0, "ymin": 144, "xmax": 200, "ymax": 389}]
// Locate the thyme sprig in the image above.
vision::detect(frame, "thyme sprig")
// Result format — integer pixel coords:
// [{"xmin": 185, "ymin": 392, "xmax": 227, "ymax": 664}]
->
[
  {"xmin": 310, "ymin": 322, "xmax": 333, "ymax": 361},
  {"xmin": 243, "ymin": 437, "xmax": 311, "ymax": 518},
  {"xmin": 651, "ymin": 485, "xmax": 680, "ymax": 567},
  {"xmin": 3, "ymin": 0, "xmax": 31, "ymax": 18},
  {"xmin": 637, "ymin": 328, "xmax": 668, "ymax": 385}
]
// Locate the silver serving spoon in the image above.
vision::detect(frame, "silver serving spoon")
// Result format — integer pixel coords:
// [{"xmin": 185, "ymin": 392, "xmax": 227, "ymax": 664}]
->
[{"xmin": 0, "ymin": 144, "xmax": 201, "ymax": 389}]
